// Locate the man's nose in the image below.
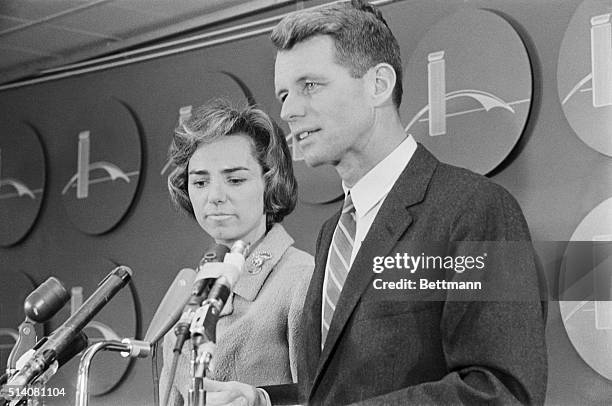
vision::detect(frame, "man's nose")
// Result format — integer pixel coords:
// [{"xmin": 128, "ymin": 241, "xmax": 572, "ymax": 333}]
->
[{"xmin": 280, "ymin": 93, "xmax": 306, "ymax": 123}]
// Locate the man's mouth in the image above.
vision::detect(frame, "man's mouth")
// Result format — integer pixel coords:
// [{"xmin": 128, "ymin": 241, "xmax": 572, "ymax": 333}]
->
[{"xmin": 296, "ymin": 129, "xmax": 320, "ymax": 141}]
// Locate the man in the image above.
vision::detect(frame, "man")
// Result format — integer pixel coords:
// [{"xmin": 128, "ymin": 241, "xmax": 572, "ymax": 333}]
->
[{"xmin": 203, "ymin": 1, "xmax": 547, "ymax": 404}]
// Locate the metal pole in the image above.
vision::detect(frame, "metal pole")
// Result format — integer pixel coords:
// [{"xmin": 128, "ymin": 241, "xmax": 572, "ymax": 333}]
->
[{"xmin": 75, "ymin": 340, "xmax": 128, "ymax": 406}]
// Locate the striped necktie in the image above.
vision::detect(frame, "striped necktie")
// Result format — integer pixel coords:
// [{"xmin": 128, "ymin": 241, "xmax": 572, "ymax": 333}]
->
[{"xmin": 322, "ymin": 193, "xmax": 356, "ymax": 348}]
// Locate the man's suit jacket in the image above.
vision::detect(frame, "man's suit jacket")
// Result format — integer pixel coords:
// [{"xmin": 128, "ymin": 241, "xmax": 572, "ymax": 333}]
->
[{"xmin": 269, "ymin": 144, "xmax": 547, "ymax": 405}]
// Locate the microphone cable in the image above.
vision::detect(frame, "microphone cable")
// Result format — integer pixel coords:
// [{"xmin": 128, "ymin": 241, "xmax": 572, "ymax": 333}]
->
[
  {"xmin": 151, "ymin": 341, "xmax": 159, "ymax": 406},
  {"xmin": 161, "ymin": 347, "xmax": 181, "ymax": 406}
]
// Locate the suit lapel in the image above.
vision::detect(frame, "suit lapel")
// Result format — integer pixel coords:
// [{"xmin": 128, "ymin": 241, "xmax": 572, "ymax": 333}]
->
[{"xmin": 309, "ymin": 144, "xmax": 439, "ymax": 397}]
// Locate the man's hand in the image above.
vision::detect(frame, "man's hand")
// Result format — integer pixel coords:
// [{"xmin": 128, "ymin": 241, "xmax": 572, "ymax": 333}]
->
[{"xmin": 202, "ymin": 378, "xmax": 269, "ymax": 406}]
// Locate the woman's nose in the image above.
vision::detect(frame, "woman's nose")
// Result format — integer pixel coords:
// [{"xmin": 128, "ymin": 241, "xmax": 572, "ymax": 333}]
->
[{"xmin": 207, "ymin": 179, "xmax": 227, "ymax": 204}]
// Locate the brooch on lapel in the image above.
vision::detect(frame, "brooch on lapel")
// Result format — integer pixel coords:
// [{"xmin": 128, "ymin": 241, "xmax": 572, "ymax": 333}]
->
[{"xmin": 249, "ymin": 251, "xmax": 272, "ymax": 274}]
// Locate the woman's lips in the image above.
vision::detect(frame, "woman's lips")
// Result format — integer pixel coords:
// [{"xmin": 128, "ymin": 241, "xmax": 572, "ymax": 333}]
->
[{"xmin": 207, "ymin": 214, "xmax": 234, "ymax": 220}]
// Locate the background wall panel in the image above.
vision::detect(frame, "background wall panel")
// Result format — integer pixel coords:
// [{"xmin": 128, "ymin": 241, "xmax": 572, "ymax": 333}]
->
[{"xmin": 1, "ymin": 0, "xmax": 610, "ymax": 404}]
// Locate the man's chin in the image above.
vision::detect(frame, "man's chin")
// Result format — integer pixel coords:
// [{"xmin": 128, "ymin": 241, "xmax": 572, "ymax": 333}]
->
[
  {"xmin": 302, "ymin": 157, "xmax": 321, "ymax": 168},
  {"xmin": 302, "ymin": 153, "xmax": 334, "ymax": 168}
]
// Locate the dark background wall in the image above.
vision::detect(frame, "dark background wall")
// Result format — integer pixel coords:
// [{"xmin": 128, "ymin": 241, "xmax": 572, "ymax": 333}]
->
[{"xmin": 1, "ymin": 0, "xmax": 611, "ymax": 404}]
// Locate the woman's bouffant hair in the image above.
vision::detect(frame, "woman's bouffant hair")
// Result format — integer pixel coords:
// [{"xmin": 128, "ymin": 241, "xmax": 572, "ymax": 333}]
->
[{"xmin": 167, "ymin": 99, "xmax": 297, "ymax": 230}]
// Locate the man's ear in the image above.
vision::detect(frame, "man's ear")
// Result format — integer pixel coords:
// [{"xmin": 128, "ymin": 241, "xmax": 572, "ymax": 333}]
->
[{"xmin": 369, "ymin": 63, "xmax": 396, "ymax": 107}]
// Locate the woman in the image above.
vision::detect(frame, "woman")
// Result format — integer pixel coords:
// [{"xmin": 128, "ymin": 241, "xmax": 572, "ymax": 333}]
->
[{"xmin": 160, "ymin": 99, "xmax": 313, "ymax": 405}]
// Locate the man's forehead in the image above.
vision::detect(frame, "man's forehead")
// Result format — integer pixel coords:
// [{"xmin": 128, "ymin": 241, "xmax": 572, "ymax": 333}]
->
[
  {"xmin": 274, "ymin": 39, "xmax": 338, "ymax": 79},
  {"xmin": 275, "ymin": 35, "xmax": 335, "ymax": 59},
  {"xmin": 273, "ymin": 49, "xmax": 307, "ymax": 87}
]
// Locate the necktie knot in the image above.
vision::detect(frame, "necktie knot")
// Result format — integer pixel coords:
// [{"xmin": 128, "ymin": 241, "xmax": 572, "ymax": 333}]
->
[{"xmin": 342, "ymin": 193, "xmax": 354, "ymax": 213}]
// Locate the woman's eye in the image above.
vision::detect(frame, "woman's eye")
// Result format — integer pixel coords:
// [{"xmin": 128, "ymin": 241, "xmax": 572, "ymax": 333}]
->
[
  {"xmin": 228, "ymin": 178, "xmax": 246, "ymax": 185},
  {"xmin": 191, "ymin": 179, "xmax": 208, "ymax": 188}
]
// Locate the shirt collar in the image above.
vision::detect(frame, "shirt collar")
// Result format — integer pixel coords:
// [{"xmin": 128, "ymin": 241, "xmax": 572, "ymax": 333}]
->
[{"xmin": 342, "ymin": 135, "xmax": 417, "ymax": 218}]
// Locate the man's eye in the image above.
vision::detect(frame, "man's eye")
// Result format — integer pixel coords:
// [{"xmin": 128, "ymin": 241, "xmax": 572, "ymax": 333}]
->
[{"xmin": 304, "ymin": 82, "xmax": 319, "ymax": 92}]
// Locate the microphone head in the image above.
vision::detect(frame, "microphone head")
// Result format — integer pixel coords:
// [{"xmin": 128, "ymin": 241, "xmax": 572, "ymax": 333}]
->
[
  {"xmin": 222, "ymin": 240, "xmax": 247, "ymax": 287},
  {"xmin": 113, "ymin": 265, "xmax": 133, "ymax": 280},
  {"xmin": 24, "ymin": 277, "xmax": 70, "ymax": 323},
  {"xmin": 230, "ymin": 240, "xmax": 249, "ymax": 256},
  {"xmin": 193, "ymin": 244, "xmax": 232, "ymax": 286},
  {"xmin": 144, "ymin": 268, "xmax": 196, "ymax": 344},
  {"xmin": 209, "ymin": 240, "xmax": 247, "ymax": 289},
  {"xmin": 199, "ymin": 244, "xmax": 230, "ymax": 267}
]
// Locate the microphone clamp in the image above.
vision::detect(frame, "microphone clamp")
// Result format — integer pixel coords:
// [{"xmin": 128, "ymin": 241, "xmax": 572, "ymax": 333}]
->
[{"xmin": 119, "ymin": 338, "xmax": 152, "ymax": 359}]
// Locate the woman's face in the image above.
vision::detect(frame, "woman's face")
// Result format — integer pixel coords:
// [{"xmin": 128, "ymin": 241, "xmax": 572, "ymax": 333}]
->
[{"xmin": 187, "ymin": 134, "xmax": 267, "ymax": 247}]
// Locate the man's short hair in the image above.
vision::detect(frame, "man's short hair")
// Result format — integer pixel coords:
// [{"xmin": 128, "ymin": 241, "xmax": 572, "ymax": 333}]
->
[
  {"xmin": 271, "ymin": 0, "xmax": 403, "ymax": 107},
  {"xmin": 167, "ymin": 99, "xmax": 297, "ymax": 230}
]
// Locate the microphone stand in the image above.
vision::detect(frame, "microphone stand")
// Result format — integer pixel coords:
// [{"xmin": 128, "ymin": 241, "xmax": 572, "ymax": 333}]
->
[
  {"xmin": 185, "ymin": 240, "xmax": 247, "ymax": 406},
  {"xmin": 187, "ymin": 295, "xmax": 227, "ymax": 406},
  {"xmin": 6, "ymin": 319, "xmax": 37, "ymax": 379},
  {"xmin": 74, "ymin": 339, "xmax": 150, "ymax": 406},
  {"xmin": 188, "ymin": 304, "xmax": 215, "ymax": 406}
]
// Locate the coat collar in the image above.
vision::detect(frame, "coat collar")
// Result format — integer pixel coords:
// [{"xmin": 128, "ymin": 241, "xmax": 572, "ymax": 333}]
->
[{"xmin": 232, "ymin": 223, "xmax": 294, "ymax": 302}]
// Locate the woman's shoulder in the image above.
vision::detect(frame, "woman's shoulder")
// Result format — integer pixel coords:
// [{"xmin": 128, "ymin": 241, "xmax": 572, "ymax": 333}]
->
[
  {"xmin": 277, "ymin": 246, "xmax": 314, "ymax": 305},
  {"xmin": 281, "ymin": 245, "xmax": 314, "ymax": 271},
  {"xmin": 264, "ymin": 224, "xmax": 314, "ymax": 268},
  {"xmin": 270, "ymin": 225, "xmax": 314, "ymax": 285}
]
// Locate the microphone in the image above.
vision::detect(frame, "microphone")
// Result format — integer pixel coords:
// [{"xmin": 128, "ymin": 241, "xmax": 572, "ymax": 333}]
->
[
  {"xmin": 12, "ymin": 332, "xmax": 90, "ymax": 391},
  {"xmin": 7, "ymin": 277, "xmax": 70, "ymax": 372},
  {"xmin": 192, "ymin": 245, "xmax": 231, "ymax": 297},
  {"xmin": 56, "ymin": 332, "xmax": 88, "ymax": 367},
  {"xmin": 205, "ymin": 240, "xmax": 247, "ymax": 316},
  {"xmin": 163, "ymin": 246, "xmax": 231, "ymax": 406},
  {"xmin": 187, "ymin": 241, "xmax": 247, "ymax": 385},
  {"xmin": 173, "ymin": 245, "xmax": 229, "ymax": 353},
  {"xmin": 144, "ymin": 268, "xmax": 197, "ymax": 344},
  {"xmin": 13, "ymin": 332, "xmax": 88, "ymax": 372},
  {"xmin": 118, "ymin": 268, "xmax": 196, "ymax": 358},
  {"xmin": 5, "ymin": 266, "xmax": 132, "ymax": 389},
  {"xmin": 190, "ymin": 240, "xmax": 248, "ymax": 344},
  {"xmin": 23, "ymin": 277, "xmax": 70, "ymax": 323}
]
